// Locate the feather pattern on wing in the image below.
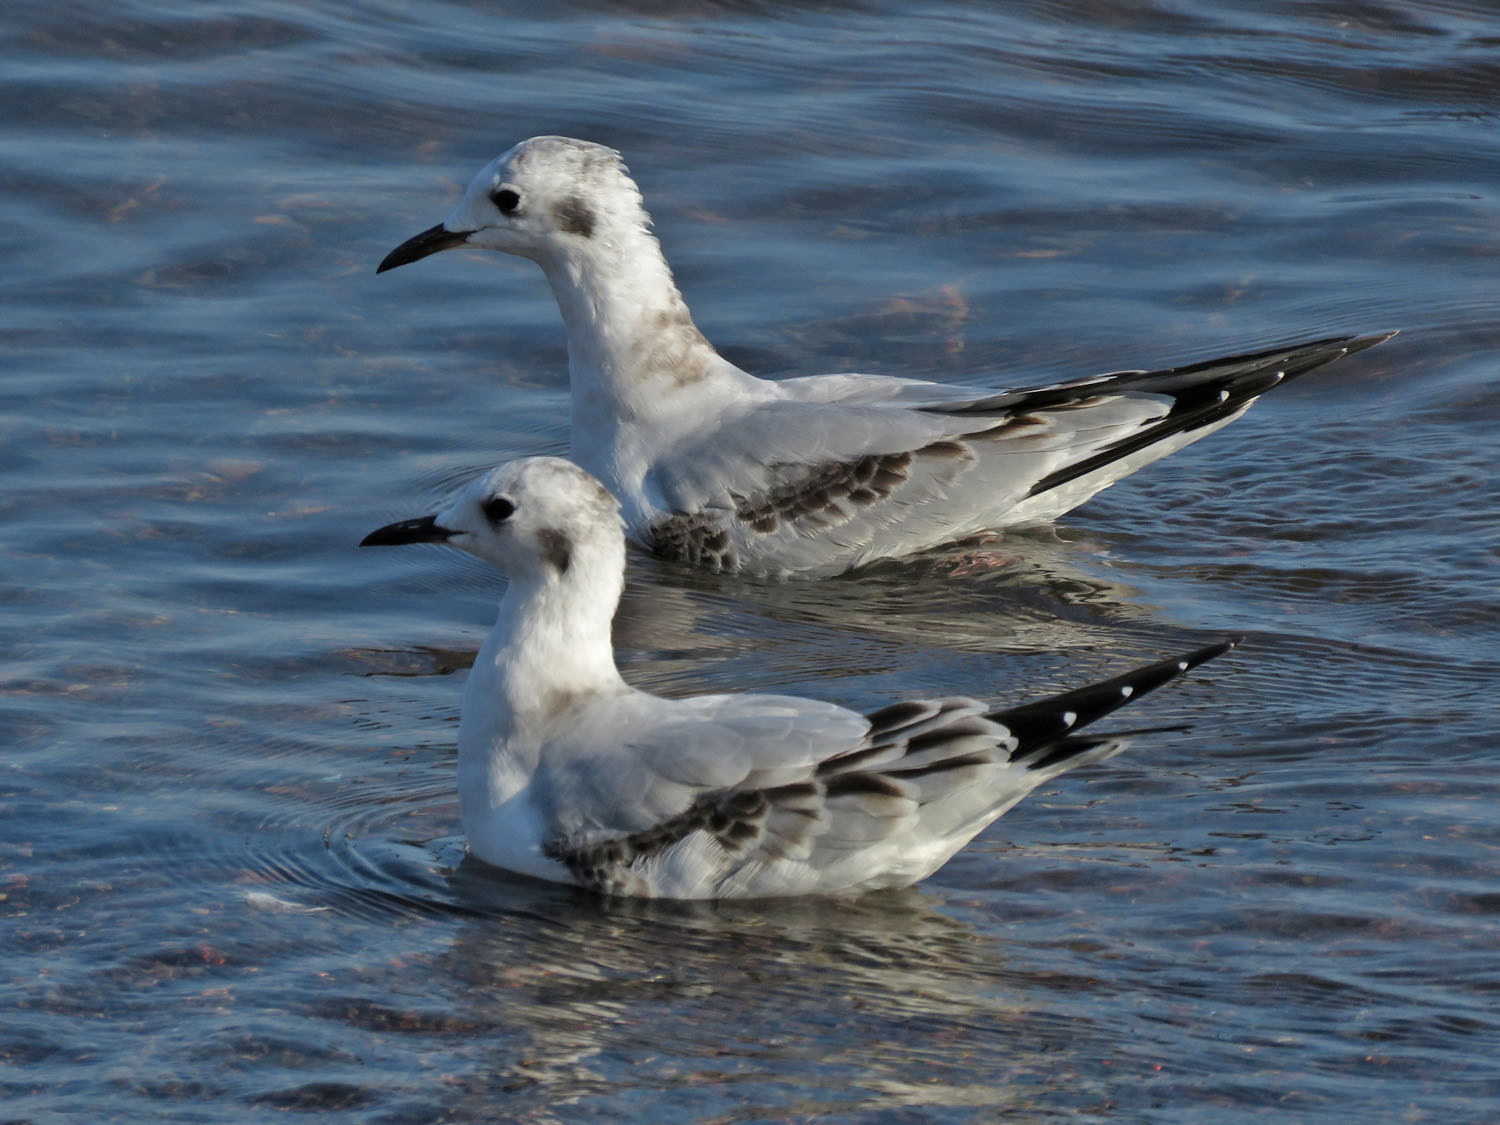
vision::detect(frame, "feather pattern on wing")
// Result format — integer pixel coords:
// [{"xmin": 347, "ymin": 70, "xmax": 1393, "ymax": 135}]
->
[
  {"xmin": 537, "ymin": 640, "xmax": 1237, "ymax": 898},
  {"xmin": 642, "ymin": 335, "xmax": 1394, "ymax": 577}
]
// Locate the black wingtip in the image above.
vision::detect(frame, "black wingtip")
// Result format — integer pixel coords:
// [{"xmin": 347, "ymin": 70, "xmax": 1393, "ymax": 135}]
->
[
  {"xmin": 1021, "ymin": 329, "xmax": 1400, "ymax": 501},
  {"xmin": 1180, "ymin": 636, "xmax": 1241, "ymax": 669},
  {"xmin": 992, "ymin": 638, "xmax": 1239, "ymax": 761},
  {"xmin": 1022, "ymin": 722, "xmax": 1193, "ymax": 771},
  {"xmin": 1346, "ymin": 329, "xmax": 1399, "ymax": 355},
  {"xmin": 1155, "ymin": 330, "xmax": 1396, "ymax": 384}
]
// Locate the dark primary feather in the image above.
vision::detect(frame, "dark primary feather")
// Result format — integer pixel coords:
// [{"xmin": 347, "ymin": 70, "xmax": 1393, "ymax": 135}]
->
[
  {"xmin": 954, "ymin": 333, "xmax": 1394, "ymax": 499},
  {"xmin": 930, "ymin": 332, "xmax": 1394, "ymax": 417},
  {"xmin": 1021, "ymin": 369, "xmax": 1281, "ymax": 498},
  {"xmin": 995, "ymin": 639, "xmax": 1239, "ymax": 772},
  {"xmin": 646, "ymin": 333, "xmax": 1394, "ymax": 571},
  {"xmin": 818, "ymin": 639, "xmax": 1239, "ymax": 791}
]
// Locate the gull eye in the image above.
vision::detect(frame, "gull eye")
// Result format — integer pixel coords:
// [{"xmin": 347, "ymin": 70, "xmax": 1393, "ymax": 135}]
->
[
  {"xmin": 482, "ymin": 495, "xmax": 515, "ymax": 524},
  {"xmin": 490, "ymin": 188, "xmax": 520, "ymax": 215}
]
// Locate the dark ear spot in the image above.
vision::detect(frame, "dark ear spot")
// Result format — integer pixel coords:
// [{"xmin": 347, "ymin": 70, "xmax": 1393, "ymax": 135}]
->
[
  {"xmin": 554, "ymin": 195, "xmax": 595, "ymax": 238},
  {"xmin": 537, "ymin": 529, "xmax": 572, "ymax": 574}
]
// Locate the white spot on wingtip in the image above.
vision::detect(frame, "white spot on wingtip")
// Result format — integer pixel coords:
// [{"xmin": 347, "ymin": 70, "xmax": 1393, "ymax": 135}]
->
[
  {"xmin": 1120, "ymin": 685, "xmax": 1133, "ymax": 697},
  {"xmin": 1062, "ymin": 710, "xmax": 1077, "ymax": 727},
  {"xmin": 1217, "ymin": 389, "xmax": 1229, "ymax": 402},
  {"xmin": 1177, "ymin": 660, "xmax": 1189, "ymax": 671}
]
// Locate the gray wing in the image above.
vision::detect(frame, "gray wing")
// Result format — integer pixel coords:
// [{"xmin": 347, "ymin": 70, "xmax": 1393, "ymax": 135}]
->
[
  {"xmin": 534, "ymin": 691, "xmax": 868, "ymax": 833},
  {"xmin": 644, "ymin": 333, "xmax": 1393, "ymax": 577},
  {"xmin": 540, "ymin": 641, "xmax": 1235, "ymax": 898},
  {"xmin": 645, "ymin": 396, "xmax": 995, "ymax": 575},
  {"xmin": 534, "ymin": 691, "xmax": 874, "ymax": 894}
]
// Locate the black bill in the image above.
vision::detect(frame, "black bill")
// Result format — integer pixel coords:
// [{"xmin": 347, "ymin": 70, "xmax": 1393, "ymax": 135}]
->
[
  {"xmin": 360, "ymin": 515, "xmax": 455, "ymax": 547},
  {"xmin": 376, "ymin": 223, "xmax": 472, "ymax": 273}
]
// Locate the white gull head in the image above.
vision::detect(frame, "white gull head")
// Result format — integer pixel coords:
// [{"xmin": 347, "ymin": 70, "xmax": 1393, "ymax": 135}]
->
[
  {"xmin": 378, "ymin": 137, "xmax": 647, "ymax": 271},
  {"xmin": 378, "ymin": 135, "xmax": 731, "ymax": 479},
  {"xmin": 361, "ymin": 455, "xmax": 625, "ymax": 596}
]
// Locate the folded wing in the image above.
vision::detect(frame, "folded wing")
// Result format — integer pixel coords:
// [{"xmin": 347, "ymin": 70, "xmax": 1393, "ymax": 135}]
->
[
  {"xmin": 541, "ymin": 640, "xmax": 1236, "ymax": 897},
  {"xmin": 644, "ymin": 334, "xmax": 1392, "ymax": 576}
]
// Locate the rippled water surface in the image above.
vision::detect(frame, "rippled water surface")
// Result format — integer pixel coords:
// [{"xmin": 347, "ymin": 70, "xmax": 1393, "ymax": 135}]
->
[{"xmin": 5, "ymin": 1, "xmax": 1499, "ymax": 1119}]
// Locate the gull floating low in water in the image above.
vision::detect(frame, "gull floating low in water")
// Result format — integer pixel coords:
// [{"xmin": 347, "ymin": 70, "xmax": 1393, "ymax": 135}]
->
[
  {"xmin": 362, "ymin": 456, "xmax": 1237, "ymax": 899},
  {"xmin": 378, "ymin": 137, "xmax": 1394, "ymax": 577}
]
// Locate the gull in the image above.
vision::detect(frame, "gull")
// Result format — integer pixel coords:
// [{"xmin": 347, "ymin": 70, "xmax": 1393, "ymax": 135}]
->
[
  {"xmin": 361, "ymin": 455, "xmax": 1238, "ymax": 899},
  {"xmin": 377, "ymin": 137, "xmax": 1394, "ymax": 579}
]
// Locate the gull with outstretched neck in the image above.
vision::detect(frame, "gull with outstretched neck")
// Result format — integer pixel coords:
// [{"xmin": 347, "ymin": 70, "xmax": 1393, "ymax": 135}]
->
[
  {"xmin": 362, "ymin": 455, "xmax": 1238, "ymax": 899},
  {"xmin": 379, "ymin": 137, "xmax": 1394, "ymax": 578}
]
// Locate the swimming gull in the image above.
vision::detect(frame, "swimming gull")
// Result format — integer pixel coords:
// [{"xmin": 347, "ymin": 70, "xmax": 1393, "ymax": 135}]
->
[
  {"xmin": 362, "ymin": 455, "xmax": 1238, "ymax": 899},
  {"xmin": 379, "ymin": 138, "xmax": 1393, "ymax": 577}
]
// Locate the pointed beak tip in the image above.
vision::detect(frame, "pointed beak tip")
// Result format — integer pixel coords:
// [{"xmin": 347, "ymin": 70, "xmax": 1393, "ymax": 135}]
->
[{"xmin": 376, "ymin": 223, "xmax": 472, "ymax": 274}]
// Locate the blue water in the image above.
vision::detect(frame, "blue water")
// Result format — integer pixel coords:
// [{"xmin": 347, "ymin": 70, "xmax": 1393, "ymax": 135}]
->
[{"xmin": 4, "ymin": 0, "xmax": 1499, "ymax": 1118}]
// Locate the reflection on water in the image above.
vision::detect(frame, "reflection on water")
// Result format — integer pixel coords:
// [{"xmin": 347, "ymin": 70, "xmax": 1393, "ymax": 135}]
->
[
  {"xmin": 5, "ymin": 0, "xmax": 1500, "ymax": 1119},
  {"xmin": 617, "ymin": 528, "xmax": 1168, "ymax": 706},
  {"xmin": 428, "ymin": 874, "xmax": 1059, "ymax": 1117}
]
